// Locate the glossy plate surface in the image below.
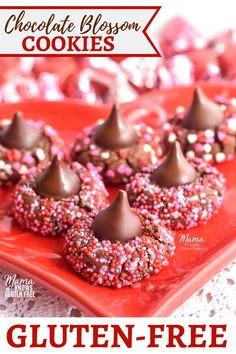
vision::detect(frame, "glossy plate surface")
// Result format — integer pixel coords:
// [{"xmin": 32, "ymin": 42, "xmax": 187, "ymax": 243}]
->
[{"xmin": 0, "ymin": 84, "xmax": 236, "ymax": 317}]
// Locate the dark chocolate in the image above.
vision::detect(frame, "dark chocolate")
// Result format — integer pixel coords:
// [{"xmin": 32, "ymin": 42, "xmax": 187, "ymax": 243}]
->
[
  {"xmin": 151, "ymin": 141, "xmax": 197, "ymax": 187},
  {"xmin": 92, "ymin": 190, "xmax": 142, "ymax": 242},
  {"xmin": 182, "ymin": 88, "xmax": 224, "ymax": 130},
  {"xmin": 93, "ymin": 104, "xmax": 137, "ymax": 149},
  {"xmin": 34, "ymin": 156, "xmax": 80, "ymax": 199},
  {"xmin": 0, "ymin": 111, "xmax": 42, "ymax": 150}
]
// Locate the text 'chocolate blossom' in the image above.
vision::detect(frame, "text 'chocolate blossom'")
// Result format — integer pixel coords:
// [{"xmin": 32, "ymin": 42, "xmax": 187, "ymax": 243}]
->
[
  {"xmin": 151, "ymin": 141, "xmax": 197, "ymax": 187},
  {"xmin": 93, "ymin": 104, "xmax": 138, "ymax": 150},
  {"xmin": 34, "ymin": 156, "xmax": 80, "ymax": 200},
  {"xmin": 92, "ymin": 190, "xmax": 142, "ymax": 242},
  {"xmin": 182, "ymin": 88, "xmax": 224, "ymax": 130},
  {"xmin": 0, "ymin": 111, "xmax": 42, "ymax": 150}
]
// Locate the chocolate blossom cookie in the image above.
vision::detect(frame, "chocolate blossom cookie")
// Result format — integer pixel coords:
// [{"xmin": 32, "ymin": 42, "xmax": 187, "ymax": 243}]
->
[
  {"xmin": 64, "ymin": 190, "xmax": 175, "ymax": 288},
  {"xmin": 71, "ymin": 104, "xmax": 163, "ymax": 184},
  {"xmin": 164, "ymin": 88, "xmax": 236, "ymax": 164},
  {"xmin": 126, "ymin": 142, "xmax": 226, "ymax": 230},
  {"xmin": 0, "ymin": 111, "xmax": 64, "ymax": 186},
  {"xmin": 11, "ymin": 156, "xmax": 108, "ymax": 236}
]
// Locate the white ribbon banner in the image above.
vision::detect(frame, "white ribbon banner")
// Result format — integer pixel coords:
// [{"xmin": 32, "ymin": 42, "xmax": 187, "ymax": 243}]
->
[{"xmin": 0, "ymin": 6, "xmax": 161, "ymax": 56}]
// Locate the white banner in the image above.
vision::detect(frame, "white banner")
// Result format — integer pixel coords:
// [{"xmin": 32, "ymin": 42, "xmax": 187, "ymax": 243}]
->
[
  {"xmin": 0, "ymin": 318, "xmax": 235, "ymax": 353},
  {"xmin": 0, "ymin": 7, "xmax": 161, "ymax": 56}
]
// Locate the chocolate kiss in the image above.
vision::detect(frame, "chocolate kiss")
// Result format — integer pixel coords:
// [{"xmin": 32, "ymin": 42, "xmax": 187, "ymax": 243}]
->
[
  {"xmin": 93, "ymin": 104, "xmax": 138, "ymax": 149},
  {"xmin": 182, "ymin": 88, "xmax": 224, "ymax": 130},
  {"xmin": 92, "ymin": 190, "xmax": 142, "ymax": 242},
  {"xmin": 151, "ymin": 142, "xmax": 197, "ymax": 187},
  {"xmin": 0, "ymin": 111, "xmax": 42, "ymax": 150},
  {"xmin": 34, "ymin": 156, "xmax": 80, "ymax": 199}
]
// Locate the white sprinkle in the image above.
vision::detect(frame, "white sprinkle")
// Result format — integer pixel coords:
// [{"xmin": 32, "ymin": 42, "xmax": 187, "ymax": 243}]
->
[
  {"xmin": 101, "ymin": 152, "xmax": 110, "ymax": 159},
  {"xmin": 0, "ymin": 160, "xmax": 5, "ymax": 169},
  {"xmin": 1, "ymin": 119, "xmax": 10, "ymax": 126},
  {"xmin": 227, "ymin": 118, "xmax": 236, "ymax": 131},
  {"xmin": 168, "ymin": 133, "xmax": 177, "ymax": 143},
  {"xmin": 204, "ymin": 129, "xmax": 214, "ymax": 138},
  {"xmin": 187, "ymin": 133, "xmax": 198, "ymax": 144},
  {"xmin": 151, "ymin": 156, "xmax": 158, "ymax": 165},
  {"xmin": 191, "ymin": 195, "xmax": 199, "ymax": 201},
  {"xmin": 186, "ymin": 151, "xmax": 195, "ymax": 159},
  {"xmin": 4, "ymin": 164, "xmax": 12, "ymax": 174},
  {"xmin": 231, "ymin": 98, "xmax": 236, "ymax": 107},
  {"xmin": 164, "ymin": 122, "xmax": 170, "ymax": 130},
  {"xmin": 215, "ymin": 152, "xmax": 226, "ymax": 162},
  {"xmin": 143, "ymin": 144, "xmax": 152, "ymax": 152},
  {"xmin": 192, "ymin": 208, "xmax": 199, "ymax": 214},
  {"xmin": 146, "ymin": 127, "xmax": 154, "ymax": 134},
  {"xmin": 177, "ymin": 190, "xmax": 185, "ymax": 204},
  {"xmin": 220, "ymin": 105, "xmax": 227, "ymax": 112},
  {"xmin": 203, "ymin": 153, "xmax": 212, "ymax": 162},
  {"xmin": 36, "ymin": 148, "xmax": 45, "ymax": 160},
  {"xmin": 20, "ymin": 165, "xmax": 28, "ymax": 174},
  {"xmin": 203, "ymin": 144, "xmax": 212, "ymax": 153},
  {"xmin": 176, "ymin": 105, "xmax": 185, "ymax": 114}
]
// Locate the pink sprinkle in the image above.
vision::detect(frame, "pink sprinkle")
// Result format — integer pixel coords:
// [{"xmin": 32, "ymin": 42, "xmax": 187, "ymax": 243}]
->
[
  {"xmin": 125, "ymin": 167, "xmax": 133, "ymax": 176},
  {"xmin": 50, "ymin": 146, "xmax": 59, "ymax": 155},
  {"xmin": 90, "ymin": 150, "xmax": 100, "ymax": 157},
  {"xmin": 217, "ymin": 131, "xmax": 225, "ymax": 141},
  {"xmin": 44, "ymin": 126, "xmax": 56, "ymax": 136},
  {"xmin": 205, "ymin": 138, "xmax": 214, "ymax": 144},
  {"xmin": 22, "ymin": 155, "xmax": 34, "ymax": 164},
  {"xmin": 12, "ymin": 162, "xmax": 21, "ymax": 171},
  {"xmin": 95, "ymin": 165, "xmax": 103, "ymax": 172},
  {"xmin": 84, "ymin": 137, "xmax": 91, "ymax": 145},
  {"xmin": 84, "ymin": 126, "xmax": 93, "ymax": 134},
  {"xmin": 116, "ymin": 165, "xmax": 126, "ymax": 174},
  {"xmin": 143, "ymin": 134, "xmax": 152, "ymax": 142},
  {"xmin": 227, "ymin": 154, "xmax": 234, "ymax": 161},
  {"xmin": 106, "ymin": 169, "xmax": 115, "ymax": 177},
  {"xmin": 86, "ymin": 162, "xmax": 94, "ymax": 170},
  {"xmin": 74, "ymin": 145, "xmax": 81, "ymax": 152},
  {"xmin": 195, "ymin": 143, "xmax": 204, "ymax": 152}
]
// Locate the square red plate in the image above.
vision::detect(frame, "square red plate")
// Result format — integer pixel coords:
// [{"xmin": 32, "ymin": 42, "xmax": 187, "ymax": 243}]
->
[{"xmin": 0, "ymin": 84, "xmax": 236, "ymax": 317}]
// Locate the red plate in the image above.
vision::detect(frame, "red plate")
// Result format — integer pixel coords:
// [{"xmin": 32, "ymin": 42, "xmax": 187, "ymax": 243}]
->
[{"xmin": 0, "ymin": 84, "xmax": 236, "ymax": 317}]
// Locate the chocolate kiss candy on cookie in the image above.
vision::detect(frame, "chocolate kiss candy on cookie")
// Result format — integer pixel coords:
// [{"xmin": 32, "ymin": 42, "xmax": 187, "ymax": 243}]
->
[
  {"xmin": 151, "ymin": 142, "xmax": 197, "ymax": 187},
  {"xmin": 35, "ymin": 156, "xmax": 80, "ymax": 199},
  {"xmin": 0, "ymin": 111, "xmax": 42, "ymax": 150},
  {"xmin": 182, "ymin": 88, "xmax": 224, "ymax": 130},
  {"xmin": 92, "ymin": 190, "xmax": 142, "ymax": 242},
  {"xmin": 93, "ymin": 103, "xmax": 138, "ymax": 149}
]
